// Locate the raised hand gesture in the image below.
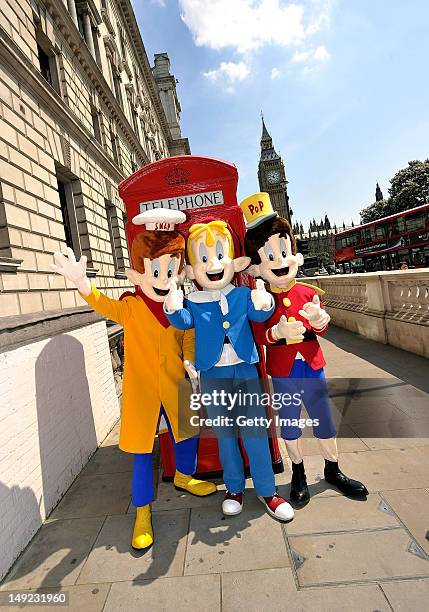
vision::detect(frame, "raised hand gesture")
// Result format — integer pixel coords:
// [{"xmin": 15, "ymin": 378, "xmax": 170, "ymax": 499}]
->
[
  {"xmin": 164, "ymin": 277, "xmax": 184, "ymax": 313},
  {"xmin": 272, "ymin": 315, "xmax": 306, "ymax": 342},
  {"xmin": 251, "ymin": 278, "xmax": 273, "ymax": 311},
  {"xmin": 51, "ymin": 247, "xmax": 91, "ymax": 296},
  {"xmin": 298, "ymin": 294, "xmax": 330, "ymax": 330}
]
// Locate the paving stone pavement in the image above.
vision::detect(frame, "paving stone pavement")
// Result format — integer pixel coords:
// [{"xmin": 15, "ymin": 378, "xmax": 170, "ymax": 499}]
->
[{"xmin": 1, "ymin": 327, "xmax": 429, "ymax": 611}]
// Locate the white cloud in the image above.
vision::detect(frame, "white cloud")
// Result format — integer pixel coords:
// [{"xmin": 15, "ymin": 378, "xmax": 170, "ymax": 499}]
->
[
  {"xmin": 204, "ymin": 61, "xmax": 250, "ymax": 90},
  {"xmin": 181, "ymin": 1, "xmax": 333, "ymax": 89},
  {"xmin": 292, "ymin": 49, "xmax": 312, "ymax": 63},
  {"xmin": 179, "ymin": 0, "xmax": 332, "ymax": 55},
  {"xmin": 292, "ymin": 45, "xmax": 330, "ymax": 63},
  {"xmin": 313, "ymin": 45, "xmax": 330, "ymax": 62},
  {"xmin": 291, "ymin": 44, "xmax": 330, "ymax": 76}
]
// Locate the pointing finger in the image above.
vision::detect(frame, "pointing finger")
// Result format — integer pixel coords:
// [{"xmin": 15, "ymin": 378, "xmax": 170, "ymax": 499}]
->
[
  {"xmin": 54, "ymin": 251, "xmax": 65, "ymax": 266},
  {"xmin": 50, "ymin": 263, "xmax": 60, "ymax": 274},
  {"xmin": 279, "ymin": 315, "xmax": 287, "ymax": 324},
  {"xmin": 312, "ymin": 294, "xmax": 320, "ymax": 305},
  {"xmin": 66, "ymin": 247, "xmax": 76, "ymax": 263},
  {"xmin": 167, "ymin": 278, "xmax": 177, "ymax": 292},
  {"xmin": 255, "ymin": 278, "xmax": 265, "ymax": 291},
  {"xmin": 298, "ymin": 309, "xmax": 311, "ymax": 320}
]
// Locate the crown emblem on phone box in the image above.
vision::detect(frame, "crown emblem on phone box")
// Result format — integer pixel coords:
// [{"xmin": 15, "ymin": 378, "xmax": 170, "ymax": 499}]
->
[{"xmin": 164, "ymin": 167, "xmax": 190, "ymax": 185}]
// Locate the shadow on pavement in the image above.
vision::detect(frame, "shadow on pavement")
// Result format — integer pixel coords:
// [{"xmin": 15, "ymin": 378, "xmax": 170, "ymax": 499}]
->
[{"xmin": 325, "ymin": 326, "xmax": 429, "ymax": 394}]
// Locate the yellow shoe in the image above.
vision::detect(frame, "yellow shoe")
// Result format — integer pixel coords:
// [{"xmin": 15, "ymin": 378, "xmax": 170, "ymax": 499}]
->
[
  {"xmin": 131, "ymin": 504, "xmax": 153, "ymax": 550},
  {"xmin": 174, "ymin": 470, "xmax": 217, "ymax": 497}
]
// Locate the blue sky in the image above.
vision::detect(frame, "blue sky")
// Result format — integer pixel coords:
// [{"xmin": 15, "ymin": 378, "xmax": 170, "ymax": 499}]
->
[{"xmin": 133, "ymin": 0, "xmax": 429, "ymax": 228}]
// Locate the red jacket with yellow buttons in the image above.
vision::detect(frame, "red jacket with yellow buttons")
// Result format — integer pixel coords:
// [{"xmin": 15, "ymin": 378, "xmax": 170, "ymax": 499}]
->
[{"xmin": 252, "ymin": 280, "xmax": 328, "ymax": 376}]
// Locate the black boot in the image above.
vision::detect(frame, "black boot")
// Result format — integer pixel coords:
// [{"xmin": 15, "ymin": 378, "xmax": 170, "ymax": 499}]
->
[
  {"xmin": 290, "ymin": 461, "xmax": 310, "ymax": 506},
  {"xmin": 324, "ymin": 460, "xmax": 368, "ymax": 497}
]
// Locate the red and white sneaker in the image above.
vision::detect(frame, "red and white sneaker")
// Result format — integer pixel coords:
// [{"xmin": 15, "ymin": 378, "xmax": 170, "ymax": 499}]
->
[
  {"xmin": 258, "ymin": 493, "xmax": 294, "ymax": 522},
  {"xmin": 222, "ymin": 491, "xmax": 243, "ymax": 516}
]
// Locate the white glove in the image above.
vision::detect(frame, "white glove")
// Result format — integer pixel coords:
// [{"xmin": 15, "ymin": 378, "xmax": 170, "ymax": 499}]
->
[
  {"xmin": 51, "ymin": 247, "xmax": 91, "ymax": 296},
  {"xmin": 184, "ymin": 359, "xmax": 200, "ymax": 394},
  {"xmin": 271, "ymin": 315, "xmax": 306, "ymax": 342},
  {"xmin": 298, "ymin": 294, "xmax": 330, "ymax": 330},
  {"xmin": 164, "ymin": 278, "xmax": 184, "ymax": 313},
  {"xmin": 251, "ymin": 278, "xmax": 273, "ymax": 311}
]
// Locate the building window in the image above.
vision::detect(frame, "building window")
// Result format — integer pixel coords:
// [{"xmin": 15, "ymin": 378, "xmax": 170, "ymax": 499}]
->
[
  {"xmin": 406, "ymin": 211, "xmax": 426, "ymax": 232},
  {"xmin": 75, "ymin": 2, "xmax": 102, "ymax": 64},
  {"xmin": 130, "ymin": 104, "xmax": 139, "ymax": 138},
  {"xmin": 92, "ymin": 28, "xmax": 102, "ymax": 67},
  {"xmin": 110, "ymin": 129, "xmax": 120, "ymax": 167},
  {"xmin": 57, "ymin": 180, "xmax": 73, "ymax": 249},
  {"xmin": 36, "ymin": 37, "xmax": 60, "ymax": 94},
  {"xmin": 91, "ymin": 107, "xmax": 102, "ymax": 144},
  {"xmin": 108, "ymin": 59, "xmax": 123, "ymax": 108},
  {"xmin": 106, "ymin": 202, "xmax": 119, "ymax": 271},
  {"xmin": 106, "ymin": 201, "xmax": 127, "ymax": 274},
  {"xmin": 113, "ymin": 72, "xmax": 123, "ymax": 107},
  {"xmin": 119, "ymin": 28, "xmax": 126, "ymax": 60},
  {"xmin": 37, "ymin": 44, "xmax": 52, "ymax": 84},
  {"xmin": 76, "ymin": 12, "xmax": 86, "ymax": 39},
  {"xmin": 56, "ymin": 173, "xmax": 81, "ymax": 255},
  {"xmin": 133, "ymin": 65, "xmax": 140, "ymax": 94}
]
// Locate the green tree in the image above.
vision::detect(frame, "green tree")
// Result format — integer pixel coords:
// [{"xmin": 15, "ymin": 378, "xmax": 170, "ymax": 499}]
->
[
  {"xmin": 388, "ymin": 159, "xmax": 429, "ymax": 210},
  {"xmin": 360, "ymin": 159, "xmax": 429, "ymax": 223},
  {"xmin": 360, "ymin": 199, "xmax": 389, "ymax": 223}
]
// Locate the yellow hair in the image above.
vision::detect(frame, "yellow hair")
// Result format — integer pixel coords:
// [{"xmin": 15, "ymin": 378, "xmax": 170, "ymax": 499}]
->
[{"xmin": 187, "ymin": 220, "xmax": 234, "ymax": 264}]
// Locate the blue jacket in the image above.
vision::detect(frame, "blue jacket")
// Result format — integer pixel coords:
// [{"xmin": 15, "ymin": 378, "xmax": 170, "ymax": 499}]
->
[{"xmin": 165, "ymin": 286, "xmax": 274, "ymax": 372}]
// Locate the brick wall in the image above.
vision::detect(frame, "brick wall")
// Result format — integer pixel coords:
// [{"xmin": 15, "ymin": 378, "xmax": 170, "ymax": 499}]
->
[{"xmin": 0, "ymin": 320, "xmax": 120, "ymax": 580}]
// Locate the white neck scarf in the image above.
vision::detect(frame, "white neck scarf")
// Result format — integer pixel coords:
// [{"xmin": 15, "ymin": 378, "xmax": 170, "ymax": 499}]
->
[{"xmin": 186, "ymin": 283, "xmax": 235, "ymax": 315}]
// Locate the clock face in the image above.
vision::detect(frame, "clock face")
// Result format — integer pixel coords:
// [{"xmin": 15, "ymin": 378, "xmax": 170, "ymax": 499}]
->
[{"xmin": 266, "ymin": 169, "xmax": 280, "ymax": 185}]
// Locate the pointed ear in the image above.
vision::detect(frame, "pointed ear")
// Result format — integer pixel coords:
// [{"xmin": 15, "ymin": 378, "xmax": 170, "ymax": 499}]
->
[
  {"xmin": 246, "ymin": 263, "xmax": 261, "ymax": 277},
  {"xmin": 125, "ymin": 268, "xmax": 142, "ymax": 285},
  {"xmin": 296, "ymin": 253, "xmax": 304, "ymax": 266},
  {"xmin": 233, "ymin": 256, "xmax": 251, "ymax": 273},
  {"xmin": 185, "ymin": 264, "xmax": 195, "ymax": 280}
]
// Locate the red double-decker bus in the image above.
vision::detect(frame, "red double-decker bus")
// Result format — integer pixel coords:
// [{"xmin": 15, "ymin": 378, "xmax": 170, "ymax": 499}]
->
[{"xmin": 334, "ymin": 203, "xmax": 429, "ymax": 272}]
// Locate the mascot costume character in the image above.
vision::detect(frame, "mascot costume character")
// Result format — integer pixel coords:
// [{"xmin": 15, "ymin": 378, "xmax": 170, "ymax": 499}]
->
[
  {"xmin": 241, "ymin": 193, "xmax": 368, "ymax": 505},
  {"xmin": 51, "ymin": 208, "xmax": 216, "ymax": 550},
  {"xmin": 164, "ymin": 219, "xmax": 294, "ymax": 521}
]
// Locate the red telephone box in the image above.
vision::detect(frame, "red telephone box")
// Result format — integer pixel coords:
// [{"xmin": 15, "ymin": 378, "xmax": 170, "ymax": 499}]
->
[{"xmin": 118, "ymin": 155, "xmax": 283, "ymax": 480}]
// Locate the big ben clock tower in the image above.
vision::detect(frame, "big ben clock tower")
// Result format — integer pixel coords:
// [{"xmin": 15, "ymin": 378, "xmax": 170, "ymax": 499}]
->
[{"xmin": 258, "ymin": 116, "xmax": 292, "ymax": 223}]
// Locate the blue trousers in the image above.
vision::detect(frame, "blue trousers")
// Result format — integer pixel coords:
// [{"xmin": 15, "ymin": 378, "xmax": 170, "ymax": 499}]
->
[
  {"xmin": 131, "ymin": 406, "xmax": 198, "ymax": 507},
  {"xmin": 272, "ymin": 359, "xmax": 337, "ymax": 441},
  {"xmin": 200, "ymin": 362, "xmax": 275, "ymax": 497}
]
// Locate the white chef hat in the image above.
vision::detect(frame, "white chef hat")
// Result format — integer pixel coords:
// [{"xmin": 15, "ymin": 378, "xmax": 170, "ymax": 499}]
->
[{"xmin": 132, "ymin": 208, "xmax": 186, "ymax": 231}]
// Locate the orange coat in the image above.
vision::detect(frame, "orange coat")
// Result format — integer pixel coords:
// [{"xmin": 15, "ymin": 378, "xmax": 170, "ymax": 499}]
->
[{"xmin": 82, "ymin": 285, "xmax": 195, "ymax": 454}]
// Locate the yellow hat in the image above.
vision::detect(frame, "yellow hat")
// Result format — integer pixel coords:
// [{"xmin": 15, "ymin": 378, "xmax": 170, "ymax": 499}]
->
[{"xmin": 239, "ymin": 192, "xmax": 278, "ymax": 229}]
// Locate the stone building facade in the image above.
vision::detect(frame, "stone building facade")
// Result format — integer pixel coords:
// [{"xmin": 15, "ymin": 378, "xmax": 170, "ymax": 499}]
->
[
  {"xmin": 0, "ymin": 0, "xmax": 189, "ymax": 318},
  {"xmin": 294, "ymin": 227, "xmax": 337, "ymax": 269},
  {"xmin": 0, "ymin": 0, "xmax": 189, "ymax": 579}
]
